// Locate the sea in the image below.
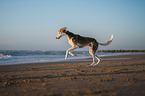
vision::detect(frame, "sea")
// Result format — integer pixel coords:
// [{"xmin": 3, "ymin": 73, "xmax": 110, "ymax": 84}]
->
[{"xmin": 0, "ymin": 50, "xmax": 144, "ymax": 65}]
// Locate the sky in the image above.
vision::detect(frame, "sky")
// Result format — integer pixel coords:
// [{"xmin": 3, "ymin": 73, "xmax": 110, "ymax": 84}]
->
[{"xmin": 0, "ymin": 0, "xmax": 145, "ymax": 50}]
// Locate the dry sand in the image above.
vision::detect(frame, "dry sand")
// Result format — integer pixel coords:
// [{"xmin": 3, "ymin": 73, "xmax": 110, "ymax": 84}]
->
[{"xmin": 0, "ymin": 54, "xmax": 145, "ymax": 96}]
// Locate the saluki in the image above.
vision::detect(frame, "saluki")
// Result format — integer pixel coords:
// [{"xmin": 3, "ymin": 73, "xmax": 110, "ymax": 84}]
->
[{"xmin": 56, "ymin": 27, "xmax": 113, "ymax": 66}]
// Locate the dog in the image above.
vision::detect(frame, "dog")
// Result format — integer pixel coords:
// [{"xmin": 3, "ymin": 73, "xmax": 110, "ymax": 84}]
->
[{"xmin": 56, "ymin": 27, "xmax": 113, "ymax": 66}]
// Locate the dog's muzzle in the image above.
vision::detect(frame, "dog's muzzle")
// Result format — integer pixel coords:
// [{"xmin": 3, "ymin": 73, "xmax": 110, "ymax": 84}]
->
[{"xmin": 56, "ymin": 36, "xmax": 61, "ymax": 39}]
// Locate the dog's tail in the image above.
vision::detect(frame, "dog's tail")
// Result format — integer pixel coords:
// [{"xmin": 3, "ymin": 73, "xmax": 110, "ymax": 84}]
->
[{"xmin": 99, "ymin": 35, "xmax": 114, "ymax": 46}]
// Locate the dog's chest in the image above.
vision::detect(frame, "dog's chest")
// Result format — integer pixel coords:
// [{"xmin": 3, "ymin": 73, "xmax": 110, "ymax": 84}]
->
[{"xmin": 68, "ymin": 39, "xmax": 77, "ymax": 47}]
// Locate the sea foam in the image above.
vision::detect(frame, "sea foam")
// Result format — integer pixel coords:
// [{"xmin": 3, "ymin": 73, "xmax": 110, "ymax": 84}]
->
[{"xmin": 0, "ymin": 53, "xmax": 11, "ymax": 59}]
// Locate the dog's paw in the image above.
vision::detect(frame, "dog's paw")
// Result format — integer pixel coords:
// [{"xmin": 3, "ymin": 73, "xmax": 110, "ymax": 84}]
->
[
  {"xmin": 94, "ymin": 61, "xmax": 100, "ymax": 66},
  {"xmin": 89, "ymin": 64, "xmax": 94, "ymax": 67},
  {"xmin": 73, "ymin": 54, "xmax": 77, "ymax": 57},
  {"xmin": 65, "ymin": 57, "xmax": 68, "ymax": 60},
  {"xmin": 94, "ymin": 63, "xmax": 99, "ymax": 66}
]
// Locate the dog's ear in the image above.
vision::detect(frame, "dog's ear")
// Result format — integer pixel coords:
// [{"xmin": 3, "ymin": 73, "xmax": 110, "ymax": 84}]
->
[
  {"xmin": 63, "ymin": 27, "xmax": 67, "ymax": 29},
  {"xmin": 60, "ymin": 27, "xmax": 67, "ymax": 32}
]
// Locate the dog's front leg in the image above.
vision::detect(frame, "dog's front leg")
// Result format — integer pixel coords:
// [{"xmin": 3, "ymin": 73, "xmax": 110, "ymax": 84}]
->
[
  {"xmin": 65, "ymin": 49, "xmax": 69, "ymax": 60},
  {"xmin": 65, "ymin": 47, "xmax": 78, "ymax": 60}
]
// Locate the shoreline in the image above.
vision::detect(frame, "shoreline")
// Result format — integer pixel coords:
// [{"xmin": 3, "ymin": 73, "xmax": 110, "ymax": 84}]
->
[
  {"xmin": 0, "ymin": 52, "xmax": 144, "ymax": 66},
  {"xmin": 0, "ymin": 54, "xmax": 145, "ymax": 96},
  {"xmin": 0, "ymin": 49, "xmax": 145, "ymax": 66}
]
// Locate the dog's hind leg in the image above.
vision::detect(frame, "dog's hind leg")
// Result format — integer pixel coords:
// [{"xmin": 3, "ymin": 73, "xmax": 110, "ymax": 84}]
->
[
  {"xmin": 91, "ymin": 54, "xmax": 96, "ymax": 66},
  {"xmin": 92, "ymin": 42, "xmax": 100, "ymax": 66},
  {"xmin": 65, "ymin": 47, "xmax": 78, "ymax": 60},
  {"xmin": 89, "ymin": 42, "xmax": 100, "ymax": 66},
  {"xmin": 89, "ymin": 47, "xmax": 96, "ymax": 66},
  {"xmin": 94, "ymin": 55, "xmax": 101, "ymax": 65}
]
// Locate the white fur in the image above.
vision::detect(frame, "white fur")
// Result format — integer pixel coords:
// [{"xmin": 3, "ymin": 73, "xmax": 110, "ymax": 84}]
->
[
  {"xmin": 99, "ymin": 35, "xmax": 113, "ymax": 46},
  {"xmin": 68, "ymin": 39, "xmax": 76, "ymax": 47},
  {"xmin": 56, "ymin": 32, "xmax": 66, "ymax": 39}
]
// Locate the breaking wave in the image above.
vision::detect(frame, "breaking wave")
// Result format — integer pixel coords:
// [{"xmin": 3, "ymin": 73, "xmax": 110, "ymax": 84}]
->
[{"xmin": 0, "ymin": 53, "xmax": 11, "ymax": 59}]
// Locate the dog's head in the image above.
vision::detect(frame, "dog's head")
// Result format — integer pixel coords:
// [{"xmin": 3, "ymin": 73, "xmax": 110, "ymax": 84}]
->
[{"xmin": 56, "ymin": 27, "xmax": 67, "ymax": 39}]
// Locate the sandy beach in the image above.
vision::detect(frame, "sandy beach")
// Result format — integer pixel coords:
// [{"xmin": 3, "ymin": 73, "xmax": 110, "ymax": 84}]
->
[{"xmin": 0, "ymin": 54, "xmax": 145, "ymax": 96}]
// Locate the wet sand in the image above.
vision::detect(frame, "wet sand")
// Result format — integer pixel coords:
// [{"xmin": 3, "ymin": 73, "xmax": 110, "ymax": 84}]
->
[{"xmin": 0, "ymin": 54, "xmax": 145, "ymax": 96}]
